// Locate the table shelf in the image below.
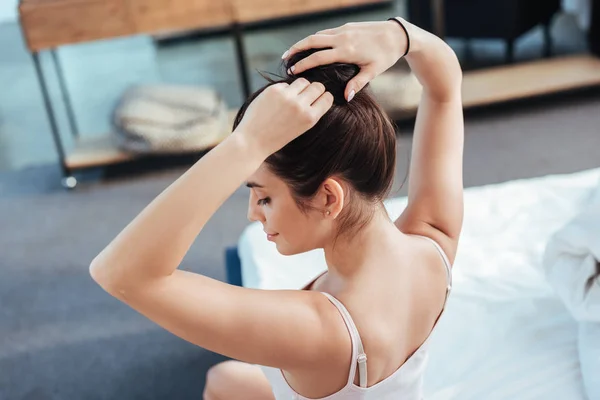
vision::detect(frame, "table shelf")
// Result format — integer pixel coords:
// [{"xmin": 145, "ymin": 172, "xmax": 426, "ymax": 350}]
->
[
  {"xmin": 372, "ymin": 54, "xmax": 600, "ymax": 119},
  {"xmin": 64, "ymin": 110, "xmax": 238, "ymax": 170}
]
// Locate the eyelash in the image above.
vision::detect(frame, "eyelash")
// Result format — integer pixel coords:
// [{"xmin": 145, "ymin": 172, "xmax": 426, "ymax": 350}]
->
[{"xmin": 257, "ymin": 197, "xmax": 270, "ymax": 206}]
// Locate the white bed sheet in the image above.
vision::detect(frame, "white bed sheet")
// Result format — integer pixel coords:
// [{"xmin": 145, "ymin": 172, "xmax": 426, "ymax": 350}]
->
[{"xmin": 238, "ymin": 168, "xmax": 600, "ymax": 400}]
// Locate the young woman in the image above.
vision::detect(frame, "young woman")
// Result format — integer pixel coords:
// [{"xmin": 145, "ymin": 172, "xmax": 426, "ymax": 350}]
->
[{"xmin": 90, "ymin": 16, "xmax": 464, "ymax": 400}]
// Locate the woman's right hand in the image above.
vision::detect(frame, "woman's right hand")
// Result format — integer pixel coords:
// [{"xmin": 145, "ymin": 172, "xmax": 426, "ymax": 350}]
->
[
  {"xmin": 234, "ymin": 79, "xmax": 333, "ymax": 157},
  {"xmin": 283, "ymin": 20, "xmax": 409, "ymax": 101}
]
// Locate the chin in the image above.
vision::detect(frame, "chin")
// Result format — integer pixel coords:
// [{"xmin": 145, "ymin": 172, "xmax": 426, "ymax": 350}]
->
[
  {"xmin": 276, "ymin": 242, "xmax": 316, "ymax": 257},
  {"xmin": 275, "ymin": 244, "xmax": 298, "ymax": 256}
]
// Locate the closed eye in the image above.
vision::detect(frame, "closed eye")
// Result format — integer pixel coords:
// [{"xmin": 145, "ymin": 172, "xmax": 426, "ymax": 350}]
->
[{"xmin": 257, "ymin": 197, "xmax": 270, "ymax": 206}]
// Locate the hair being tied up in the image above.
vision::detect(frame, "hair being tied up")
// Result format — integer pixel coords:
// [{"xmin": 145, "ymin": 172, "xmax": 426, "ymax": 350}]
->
[{"xmin": 233, "ymin": 48, "xmax": 397, "ymax": 236}]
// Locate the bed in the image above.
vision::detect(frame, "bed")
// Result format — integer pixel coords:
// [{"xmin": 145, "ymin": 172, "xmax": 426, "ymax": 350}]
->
[{"xmin": 225, "ymin": 168, "xmax": 600, "ymax": 399}]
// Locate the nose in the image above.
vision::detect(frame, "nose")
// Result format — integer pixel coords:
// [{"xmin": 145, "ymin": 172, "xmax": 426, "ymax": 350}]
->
[{"xmin": 247, "ymin": 192, "xmax": 265, "ymax": 223}]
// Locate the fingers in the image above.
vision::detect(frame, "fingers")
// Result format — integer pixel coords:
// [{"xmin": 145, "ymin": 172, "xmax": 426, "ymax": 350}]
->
[
  {"xmin": 311, "ymin": 91, "xmax": 334, "ymax": 117},
  {"xmin": 298, "ymin": 81, "xmax": 326, "ymax": 105},
  {"xmin": 288, "ymin": 49, "xmax": 340, "ymax": 75},
  {"xmin": 282, "ymin": 34, "xmax": 335, "ymax": 60},
  {"xmin": 287, "ymin": 79, "xmax": 327, "ymax": 106},
  {"xmin": 288, "ymin": 78, "xmax": 311, "ymax": 94},
  {"xmin": 286, "ymin": 66, "xmax": 371, "ymax": 103},
  {"xmin": 287, "ymin": 79, "xmax": 331, "ymax": 117},
  {"xmin": 345, "ymin": 69, "xmax": 374, "ymax": 101}
]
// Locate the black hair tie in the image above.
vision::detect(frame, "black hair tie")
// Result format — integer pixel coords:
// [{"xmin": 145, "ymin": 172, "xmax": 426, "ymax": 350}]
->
[{"xmin": 387, "ymin": 17, "xmax": 410, "ymax": 57}]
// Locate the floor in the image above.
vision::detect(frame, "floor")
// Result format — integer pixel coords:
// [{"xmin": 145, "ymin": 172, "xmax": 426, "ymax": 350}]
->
[{"xmin": 0, "ymin": 4, "xmax": 590, "ymax": 174}]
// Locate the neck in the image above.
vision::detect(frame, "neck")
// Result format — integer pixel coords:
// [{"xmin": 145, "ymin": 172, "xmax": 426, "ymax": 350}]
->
[{"xmin": 322, "ymin": 206, "xmax": 402, "ymax": 288}]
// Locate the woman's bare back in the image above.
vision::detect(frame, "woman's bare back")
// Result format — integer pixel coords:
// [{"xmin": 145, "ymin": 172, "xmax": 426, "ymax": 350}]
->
[{"xmin": 304, "ymin": 233, "xmax": 451, "ymax": 389}]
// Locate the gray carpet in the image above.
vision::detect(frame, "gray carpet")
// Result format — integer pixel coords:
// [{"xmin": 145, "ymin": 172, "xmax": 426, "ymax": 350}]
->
[{"xmin": 1, "ymin": 91, "xmax": 600, "ymax": 400}]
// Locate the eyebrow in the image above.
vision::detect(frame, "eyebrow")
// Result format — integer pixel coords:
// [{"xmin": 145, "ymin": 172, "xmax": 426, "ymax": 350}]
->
[{"xmin": 245, "ymin": 181, "xmax": 264, "ymax": 188}]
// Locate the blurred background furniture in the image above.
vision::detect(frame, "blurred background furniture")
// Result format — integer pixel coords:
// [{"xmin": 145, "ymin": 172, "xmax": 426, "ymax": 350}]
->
[
  {"xmin": 371, "ymin": 0, "xmax": 600, "ymax": 120},
  {"xmin": 154, "ymin": 0, "xmax": 394, "ymax": 98},
  {"xmin": 591, "ymin": 0, "xmax": 600, "ymax": 55},
  {"xmin": 18, "ymin": 0, "xmax": 231, "ymax": 188},
  {"xmin": 112, "ymin": 85, "xmax": 231, "ymax": 155},
  {"xmin": 371, "ymin": 53, "xmax": 600, "ymax": 120},
  {"xmin": 18, "ymin": 0, "xmax": 392, "ymax": 188},
  {"xmin": 16, "ymin": 0, "xmax": 600, "ymax": 189},
  {"xmin": 408, "ymin": 0, "xmax": 562, "ymax": 63}
]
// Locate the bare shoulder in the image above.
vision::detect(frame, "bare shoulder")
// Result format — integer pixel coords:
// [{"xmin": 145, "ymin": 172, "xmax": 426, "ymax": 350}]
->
[{"xmin": 398, "ymin": 220, "xmax": 459, "ymax": 266}]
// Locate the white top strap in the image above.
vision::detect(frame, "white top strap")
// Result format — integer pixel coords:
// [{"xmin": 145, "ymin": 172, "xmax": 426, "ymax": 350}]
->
[
  {"xmin": 412, "ymin": 235, "xmax": 453, "ymax": 299},
  {"xmin": 320, "ymin": 292, "xmax": 368, "ymax": 388}
]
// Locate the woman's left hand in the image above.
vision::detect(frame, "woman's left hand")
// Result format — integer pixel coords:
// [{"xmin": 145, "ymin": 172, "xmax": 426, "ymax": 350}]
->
[
  {"xmin": 234, "ymin": 78, "xmax": 334, "ymax": 157},
  {"xmin": 283, "ymin": 21, "xmax": 409, "ymax": 101}
]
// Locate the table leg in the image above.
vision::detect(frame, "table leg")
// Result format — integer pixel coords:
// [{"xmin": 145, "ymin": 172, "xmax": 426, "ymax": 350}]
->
[
  {"xmin": 232, "ymin": 23, "xmax": 252, "ymax": 99},
  {"xmin": 31, "ymin": 51, "xmax": 77, "ymax": 189},
  {"xmin": 431, "ymin": 0, "xmax": 445, "ymax": 39},
  {"xmin": 50, "ymin": 48, "xmax": 79, "ymax": 138},
  {"xmin": 590, "ymin": 0, "xmax": 600, "ymax": 56}
]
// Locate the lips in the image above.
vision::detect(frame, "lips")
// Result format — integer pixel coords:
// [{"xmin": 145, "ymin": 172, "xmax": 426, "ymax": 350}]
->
[{"xmin": 265, "ymin": 232, "xmax": 279, "ymax": 241}]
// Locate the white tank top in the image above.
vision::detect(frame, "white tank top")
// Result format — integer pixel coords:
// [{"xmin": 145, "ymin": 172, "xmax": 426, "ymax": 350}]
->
[{"xmin": 261, "ymin": 236, "xmax": 453, "ymax": 400}]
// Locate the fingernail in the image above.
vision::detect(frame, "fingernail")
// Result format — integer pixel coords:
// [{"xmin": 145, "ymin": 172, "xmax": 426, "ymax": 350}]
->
[
  {"xmin": 288, "ymin": 65, "xmax": 295, "ymax": 74},
  {"xmin": 348, "ymin": 89, "xmax": 355, "ymax": 102},
  {"xmin": 281, "ymin": 50, "xmax": 289, "ymax": 59}
]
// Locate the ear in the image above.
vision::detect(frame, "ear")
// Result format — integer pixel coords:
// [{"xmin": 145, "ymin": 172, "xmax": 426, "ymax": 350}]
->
[{"xmin": 319, "ymin": 178, "xmax": 345, "ymax": 218}]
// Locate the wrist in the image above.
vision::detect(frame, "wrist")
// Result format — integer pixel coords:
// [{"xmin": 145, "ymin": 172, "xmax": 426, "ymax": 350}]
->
[
  {"xmin": 386, "ymin": 18, "xmax": 410, "ymax": 59},
  {"xmin": 228, "ymin": 129, "xmax": 270, "ymax": 163}
]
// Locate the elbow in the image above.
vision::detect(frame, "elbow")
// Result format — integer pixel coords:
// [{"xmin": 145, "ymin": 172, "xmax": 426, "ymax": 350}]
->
[
  {"xmin": 89, "ymin": 257, "xmax": 109, "ymax": 289},
  {"xmin": 444, "ymin": 42, "xmax": 463, "ymax": 81},
  {"xmin": 446, "ymin": 51, "xmax": 463, "ymax": 97},
  {"xmin": 425, "ymin": 54, "xmax": 463, "ymax": 103},
  {"xmin": 440, "ymin": 45, "xmax": 463, "ymax": 95},
  {"xmin": 454, "ymin": 62, "xmax": 463, "ymax": 91},
  {"xmin": 89, "ymin": 256, "xmax": 120, "ymax": 295},
  {"xmin": 89, "ymin": 257, "xmax": 145, "ymax": 298}
]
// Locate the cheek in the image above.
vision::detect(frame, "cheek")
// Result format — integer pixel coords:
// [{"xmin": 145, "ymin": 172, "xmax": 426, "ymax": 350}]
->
[
  {"xmin": 265, "ymin": 202, "xmax": 293, "ymax": 232},
  {"xmin": 276, "ymin": 207, "xmax": 324, "ymax": 249},
  {"xmin": 264, "ymin": 201, "xmax": 293, "ymax": 233}
]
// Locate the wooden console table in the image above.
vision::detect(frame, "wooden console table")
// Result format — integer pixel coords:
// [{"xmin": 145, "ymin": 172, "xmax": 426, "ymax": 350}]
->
[{"xmin": 18, "ymin": 0, "xmax": 392, "ymax": 188}]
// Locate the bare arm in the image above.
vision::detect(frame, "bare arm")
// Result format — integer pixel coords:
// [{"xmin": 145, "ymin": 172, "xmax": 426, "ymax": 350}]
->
[
  {"xmin": 89, "ymin": 80, "xmax": 343, "ymax": 370},
  {"xmin": 103, "ymin": 268, "xmax": 346, "ymax": 369},
  {"xmin": 392, "ymin": 19, "xmax": 464, "ymax": 262}
]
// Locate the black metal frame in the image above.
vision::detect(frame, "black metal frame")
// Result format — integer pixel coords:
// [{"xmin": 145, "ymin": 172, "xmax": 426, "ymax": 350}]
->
[
  {"xmin": 31, "ymin": 2, "xmax": 394, "ymax": 189},
  {"xmin": 31, "ymin": 51, "xmax": 76, "ymax": 187},
  {"xmin": 231, "ymin": 23, "xmax": 252, "ymax": 99},
  {"xmin": 50, "ymin": 49, "xmax": 79, "ymax": 139}
]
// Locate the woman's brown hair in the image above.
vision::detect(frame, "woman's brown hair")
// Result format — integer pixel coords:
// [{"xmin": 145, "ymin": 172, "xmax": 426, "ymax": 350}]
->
[{"xmin": 233, "ymin": 49, "xmax": 397, "ymax": 236}]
